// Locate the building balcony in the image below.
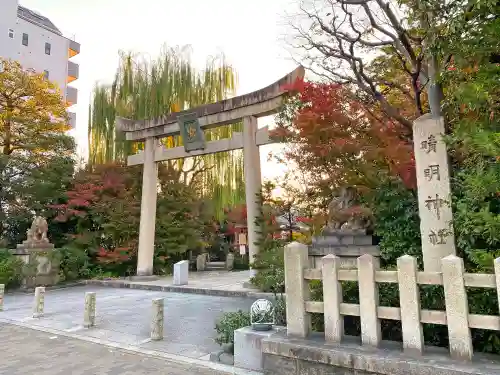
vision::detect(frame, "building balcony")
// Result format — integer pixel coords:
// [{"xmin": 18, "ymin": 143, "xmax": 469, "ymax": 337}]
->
[
  {"xmin": 66, "ymin": 86, "xmax": 78, "ymax": 106},
  {"xmin": 68, "ymin": 39, "xmax": 80, "ymax": 58},
  {"xmin": 67, "ymin": 61, "xmax": 79, "ymax": 83},
  {"xmin": 68, "ymin": 111, "xmax": 76, "ymax": 129}
]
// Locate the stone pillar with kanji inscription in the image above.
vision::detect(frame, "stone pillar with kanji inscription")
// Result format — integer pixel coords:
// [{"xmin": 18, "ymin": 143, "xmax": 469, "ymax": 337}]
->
[{"xmin": 413, "ymin": 114, "xmax": 456, "ymax": 272}]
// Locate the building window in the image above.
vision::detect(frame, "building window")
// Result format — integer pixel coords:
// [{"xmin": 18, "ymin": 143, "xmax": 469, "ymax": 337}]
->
[
  {"xmin": 8, "ymin": 29, "xmax": 14, "ymax": 38},
  {"xmin": 43, "ymin": 70, "xmax": 49, "ymax": 79},
  {"xmin": 45, "ymin": 42, "xmax": 51, "ymax": 55},
  {"xmin": 22, "ymin": 33, "xmax": 28, "ymax": 46}
]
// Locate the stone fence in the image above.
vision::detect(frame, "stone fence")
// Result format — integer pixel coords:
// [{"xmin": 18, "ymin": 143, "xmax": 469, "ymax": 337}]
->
[{"xmin": 284, "ymin": 241, "xmax": 500, "ymax": 361}]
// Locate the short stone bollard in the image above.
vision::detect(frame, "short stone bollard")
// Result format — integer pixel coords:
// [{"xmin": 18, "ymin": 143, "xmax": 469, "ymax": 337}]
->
[
  {"xmin": 0, "ymin": 284, "xmax": 4, "ymax": 311},
  {"xmin": 83, "ymin": 292, "xmax": 96, "ymax": 328},
  {"xmin": 173, "ymin": 260, "xmax": 189, "ymax": 285},
  {"xmin": 151, "ymin": 298, "xmax": 164, "ymax": 341},
  {"xmin": 33, "ymin": 286, "xmax": 45, "ymax": 318},
  {"xmin": 226, "ymin": 253, "xmax": 235, "ymax": 271},
  {"xmin": 196, "ymin": 253, "xmax": 207, "ymax": 271}
]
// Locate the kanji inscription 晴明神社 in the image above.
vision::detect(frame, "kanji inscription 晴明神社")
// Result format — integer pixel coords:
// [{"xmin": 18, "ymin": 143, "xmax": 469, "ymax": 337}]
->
[
  {"xmin": 413, "ymin": 115, "xmax": 457, "ymax": 271},
  {"xmin": 424, "ymin": 164, "xmax": 440, "ymax": 181},
  {"xmin": 428, "ymin": 228, "xmax": 451, "ymax": 245},
  {"xmin": 425, "ymin": 194, "xmax": 446, "ymax": 220}
]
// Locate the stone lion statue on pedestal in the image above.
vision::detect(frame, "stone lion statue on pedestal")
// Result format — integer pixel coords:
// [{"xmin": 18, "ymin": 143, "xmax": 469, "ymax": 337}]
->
[
  {"xmin": 26, "ymin": 216, "xmax": 49, "ymax": 243},
  {"xmin": 326, "ymin": 187, "xmax": 373, "ymax": 231}
]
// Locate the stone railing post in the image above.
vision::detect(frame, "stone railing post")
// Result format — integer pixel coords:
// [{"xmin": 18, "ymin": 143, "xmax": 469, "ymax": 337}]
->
[
  {"xmin": 284, "ymin": 242, "xmax": 310, "ymax": 338},
  {"xmin": 495, "ymin": 258, "xmax": 500, "ymax": 317},
  {"xmin": 442, "ymin": 255, "xmax": 472, "ymax": 360},
  {"xmin": 0, "ymin": 284, "xmax": 4, "ymax": 311},
  {"xmin": 33, "ymin": 286, "xmax": 45, "ymax": 318},
  {"xmin": 397, "ymin": 255, "xmax": 424, "ymax": 355},
  {"xmin": 322, "ymin": 254, "xmax": 343, "ymax": 343},
  {"xmin": 151, "ymin": 298, "xmax": 164, "ymax": 340},
  {"xmin": 83, "ymin": 292, "xmax": 96, "ymax": 328},
  {"xmin": 357, "ymin": 254, "xmax": 381, "ymax": 347}
]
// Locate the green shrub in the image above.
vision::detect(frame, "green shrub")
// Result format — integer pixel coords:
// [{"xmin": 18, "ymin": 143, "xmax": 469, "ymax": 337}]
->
[
  {"xmin": 0, "ymin": 249, "xmax": 24, "ymax": 288},
  {"xmin": 250, "ymin": 240, "xmax": 285, "ymax": 293},
  {"xmin": 232, "ymin": 253, "xmax": 249, "ymax": 270},
  {"xmin": 53, "ymin": 246, "xmax": 90, "ymax": 282},
  {"xmin": 274, "ymin": 294, "xmax": 287, "ymax": 326},
  {"xmin": 214, "ymin": 310, "xmax": 251, "ymax": 349}
]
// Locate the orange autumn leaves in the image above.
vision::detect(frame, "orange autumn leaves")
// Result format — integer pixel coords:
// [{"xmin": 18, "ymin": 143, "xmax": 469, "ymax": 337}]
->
[{"xmin": 273, "ymin": 79, "xmax": 416, "ymax": 190}]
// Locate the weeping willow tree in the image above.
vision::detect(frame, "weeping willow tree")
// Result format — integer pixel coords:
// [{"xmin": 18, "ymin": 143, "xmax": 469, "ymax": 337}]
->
[{"xmin": 89, "ymin": 45, "xmax": 245, "ymax": 217}]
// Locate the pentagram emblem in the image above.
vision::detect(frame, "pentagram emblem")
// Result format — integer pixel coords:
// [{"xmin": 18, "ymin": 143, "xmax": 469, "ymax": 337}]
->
[
  {"xmin": 178, "ymin": 113, "xmax": 205, "ymax": 152},
  {"xmin": 187, "ymin": 125, "xmax": 197, "ymax": 139}
]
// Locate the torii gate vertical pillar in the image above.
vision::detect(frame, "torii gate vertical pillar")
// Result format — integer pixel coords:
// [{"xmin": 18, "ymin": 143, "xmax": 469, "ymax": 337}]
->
[
  {"xmin": 243, "ymin": 116, "xmax": 262, "ymax": 279},
  {"xmin": 136, "ymin": 136, "xmax": 158, "ymax": 276}
]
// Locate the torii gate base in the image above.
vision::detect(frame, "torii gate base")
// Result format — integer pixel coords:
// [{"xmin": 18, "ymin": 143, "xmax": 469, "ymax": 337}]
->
[{"xmin": 117, "ymin": 66, "xmax": 305, "ymax": 283}]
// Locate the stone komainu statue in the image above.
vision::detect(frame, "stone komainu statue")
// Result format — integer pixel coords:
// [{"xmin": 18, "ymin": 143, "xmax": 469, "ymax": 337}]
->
[
  {"xmin": 327, "ymin": 186, "xmax": 373, "ymax": 231},
  {"xmin": 26, "ymin": 216, "xmax": 49, "ymax": 243}
]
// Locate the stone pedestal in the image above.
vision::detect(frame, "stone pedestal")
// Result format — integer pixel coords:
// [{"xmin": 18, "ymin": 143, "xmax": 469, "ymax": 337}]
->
[
  {"xmin": 11, "ymin": 246, "xmax": 59, "ymax": 288},
  {"xmin": 173, "ymin": 260, "xmax": 188, "ymax": 285},
  {"xmin": 310, "ymin": 229, "xmax": 380, "ymax": 269},
  {"xmin": 234, "ymin": 326, "xmax": 284, "ymax": 371},
  {"xmin": 11, "ymin": 216, "xmax": 59, "ymax": 288}
]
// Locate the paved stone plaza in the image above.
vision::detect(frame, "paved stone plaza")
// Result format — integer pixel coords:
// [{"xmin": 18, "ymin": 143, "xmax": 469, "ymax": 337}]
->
[
  {"xmin": 0, "ymin": 323, "xmax": 241, "ymax": 374},
  {"xmin": 0, "ymin": 285, "xmax": 254, "ymax": 360}
]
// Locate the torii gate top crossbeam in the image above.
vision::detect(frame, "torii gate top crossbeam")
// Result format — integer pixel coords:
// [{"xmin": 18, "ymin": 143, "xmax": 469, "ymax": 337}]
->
[{"xmin": 115, "ymin": 66, "xmax": 305, "ymax": 141}]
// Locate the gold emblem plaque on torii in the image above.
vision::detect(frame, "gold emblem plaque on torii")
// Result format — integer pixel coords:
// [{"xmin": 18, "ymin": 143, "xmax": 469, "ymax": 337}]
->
[{"xmin": 178, "ymin": 113, "xmax": 206, "ymax": 152}]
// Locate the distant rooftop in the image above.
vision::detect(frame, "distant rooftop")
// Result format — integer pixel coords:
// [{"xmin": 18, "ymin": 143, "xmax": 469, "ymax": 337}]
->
[{"xmin": 17, "ymin": 5, "xmax": 62, "ymax": 35}]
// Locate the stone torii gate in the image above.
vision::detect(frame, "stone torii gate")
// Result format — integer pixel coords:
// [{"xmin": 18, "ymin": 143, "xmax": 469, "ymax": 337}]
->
[{"xmin": 116, "ymin": 66, "xmax": 305, "ymax": 280}]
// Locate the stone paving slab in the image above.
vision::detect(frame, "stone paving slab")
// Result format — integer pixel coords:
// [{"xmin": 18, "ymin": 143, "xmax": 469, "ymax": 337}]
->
[
  {"xmin": 0, "ymin": 323, "xmax": 258, "ymax": 374},
  {"xmin": 0, "ymin": 285, "xmax": 255, "ymax": 360},
  {"xmin": 84, "ymin": 270, "xmax": 279, "ymax": 299}
]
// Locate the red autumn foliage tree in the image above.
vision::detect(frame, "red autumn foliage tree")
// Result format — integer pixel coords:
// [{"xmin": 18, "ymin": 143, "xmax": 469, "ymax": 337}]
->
[
  {"xmin": 51, "ymin": 163, "xmax": 142, "ymax": 271},
  {"xmin": 273, "ymin": 80, "xmax": 416, "ymax": 201},
  {"xmin": 51, "ymin": 162, "xmax": 207, "ymax": 276},
  {"xmin": 222, "ymin": 188, "xmax": 280, "ymax": 238}
]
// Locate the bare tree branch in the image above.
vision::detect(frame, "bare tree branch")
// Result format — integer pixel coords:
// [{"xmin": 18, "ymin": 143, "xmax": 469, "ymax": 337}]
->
[{"xmin": 286, "ymin": 0, "xmax": 428, "ymax": 128}]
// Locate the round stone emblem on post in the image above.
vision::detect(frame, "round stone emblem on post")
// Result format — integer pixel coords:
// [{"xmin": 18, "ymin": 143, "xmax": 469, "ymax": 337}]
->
[{"xmin": 250, "ymin": 299, "xmax": 275, "ymax": 331}]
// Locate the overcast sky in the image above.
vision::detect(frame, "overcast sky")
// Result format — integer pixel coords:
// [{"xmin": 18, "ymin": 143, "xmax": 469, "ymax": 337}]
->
[{"xmin": 18, "ymin": 0, "xmax": 298, "ymax": 180}]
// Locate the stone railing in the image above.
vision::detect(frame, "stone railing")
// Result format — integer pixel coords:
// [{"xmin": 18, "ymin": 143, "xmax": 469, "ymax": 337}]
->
[{"xmin": 284, "ymin": 242, "xmax": 500, "ymax": 361}]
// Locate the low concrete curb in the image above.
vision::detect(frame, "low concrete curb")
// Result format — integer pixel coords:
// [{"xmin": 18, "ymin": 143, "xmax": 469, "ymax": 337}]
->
[
  {"xmin": 5, "ymin": 282, "xmax": 85, "ymax": 295},
  {"xmin": 82, "ymin": 279, "xmax": 282, "ymax": 300},
  {"xmin": 0, "ymin": 317, "xmax": 262, "ymax": 375}
]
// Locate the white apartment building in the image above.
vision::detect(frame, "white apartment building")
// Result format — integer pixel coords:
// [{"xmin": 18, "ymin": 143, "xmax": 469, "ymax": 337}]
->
[{"xmin": 0, "ymin": 0, "xmax": 80, "ymax": 128}]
